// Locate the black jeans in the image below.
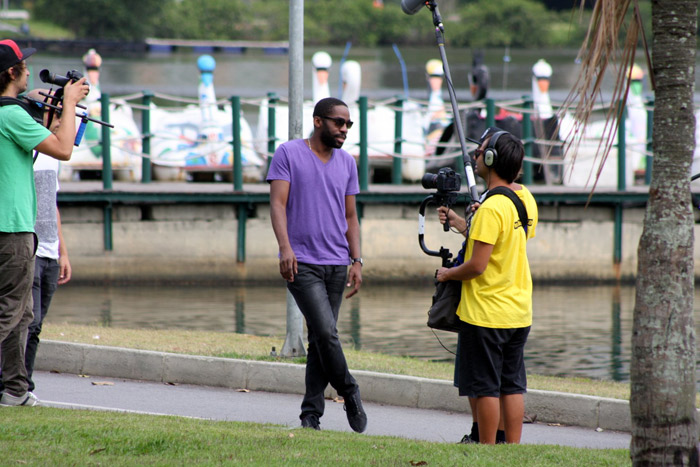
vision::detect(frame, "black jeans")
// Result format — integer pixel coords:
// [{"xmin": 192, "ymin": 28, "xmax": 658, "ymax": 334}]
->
[
  {"xmin": 25, "ymin": 256, "xmax": 59, "ymax": 392},
  {"xmin": 287, "ymin": 263, "xmax": 358, "ymax": 419}
]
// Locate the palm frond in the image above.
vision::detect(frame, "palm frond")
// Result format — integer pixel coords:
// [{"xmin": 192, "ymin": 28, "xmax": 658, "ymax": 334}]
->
[{"xmin": 559, "ymin": 0, "xmax": 650, "ymax": 190}]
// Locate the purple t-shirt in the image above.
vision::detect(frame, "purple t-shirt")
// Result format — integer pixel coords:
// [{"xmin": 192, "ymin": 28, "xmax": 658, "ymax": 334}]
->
[{"xmin": 267, "ymin": 138, "xmax": 360, "ymax": 265}]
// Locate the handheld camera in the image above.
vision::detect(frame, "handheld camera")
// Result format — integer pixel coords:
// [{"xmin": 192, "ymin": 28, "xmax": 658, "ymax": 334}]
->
[
  {"xmin": 421, "ymin": 167, "xmax": 461, "ymax": 193},
  {"xmin": 39, "ymin": 69, "xmax": 83, "ymax": 87}
]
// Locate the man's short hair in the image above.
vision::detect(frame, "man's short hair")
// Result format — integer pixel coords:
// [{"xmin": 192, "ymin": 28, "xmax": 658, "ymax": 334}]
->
[
  {"xmin": 480, "ymin": 128, "xmax": 524, "ymax": 183},
  {"xmin": 313, "ymin": 97, "xmax": 347, "ymax": 118}
]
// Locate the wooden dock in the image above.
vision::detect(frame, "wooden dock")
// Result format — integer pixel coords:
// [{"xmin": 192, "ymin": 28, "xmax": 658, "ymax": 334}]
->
[{"xmin": 57, "ymin": 180, "xmax": 659, "ymax": 206}]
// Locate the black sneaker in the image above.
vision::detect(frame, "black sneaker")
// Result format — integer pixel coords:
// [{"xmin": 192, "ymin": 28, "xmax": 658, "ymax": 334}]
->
[
  {"xmin": 343, "ymin": 390, "xmax": 367, "ymax": 433},
  {"xmin": 300, "ymin": 414, "xmax": 321, "ymax": 430},
  {"xmin": 496, "ymin": 429, "xmax": 506, "ymax": 444},
  {"xmin": 459, "ymin": 422, "xmax": 479, "ymax": 444}
]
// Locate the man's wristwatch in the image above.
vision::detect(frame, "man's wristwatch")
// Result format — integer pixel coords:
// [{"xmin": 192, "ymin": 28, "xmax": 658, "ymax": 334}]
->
[{"xmin": 352, "ymin": 257, "xmax": 363, "ymax": 266}]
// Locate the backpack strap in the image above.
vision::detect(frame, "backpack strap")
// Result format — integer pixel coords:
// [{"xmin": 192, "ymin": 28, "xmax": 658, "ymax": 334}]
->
[
  {"xmin": 0, "ymin": 96, "xmax": 45, "ymax": 124},
  {"xmin": 453, "ymin": 186, "xmax": 529, "ymax": 266},
  {"xmin": 484, "ymin": 186, "xmax": 529, "ymax": 235}
]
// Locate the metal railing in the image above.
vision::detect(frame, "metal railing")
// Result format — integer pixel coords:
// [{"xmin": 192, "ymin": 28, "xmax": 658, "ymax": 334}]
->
[{"xmin": 86, "ymin": 91, "xmax": 656, "ymax": 193}]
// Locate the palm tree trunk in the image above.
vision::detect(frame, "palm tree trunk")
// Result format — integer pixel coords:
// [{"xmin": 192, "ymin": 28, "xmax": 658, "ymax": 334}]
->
[{"xmin": 630, "ymin": 1, "xmax": 698, "ymax": 464}]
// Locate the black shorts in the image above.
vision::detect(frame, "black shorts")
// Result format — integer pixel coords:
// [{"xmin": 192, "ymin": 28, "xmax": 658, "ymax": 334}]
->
[{"xmin": 455, "ymin": 322, "xmax": 530, "ymax": 398}]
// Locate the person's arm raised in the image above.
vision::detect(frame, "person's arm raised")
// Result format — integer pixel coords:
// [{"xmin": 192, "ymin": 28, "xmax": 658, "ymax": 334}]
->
[{"xmin": 34, "ymin": 77, "xmax": 90, "ymax": 161}]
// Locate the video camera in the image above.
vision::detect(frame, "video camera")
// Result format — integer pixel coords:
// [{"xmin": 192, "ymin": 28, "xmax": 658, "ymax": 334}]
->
[
  {"xmin": 421, "ymin": 167, "xmax": 461, "ymax": 193},
  {"xmin": 39, "ymin": 69, "xmax": 83, "ymax": 87}
]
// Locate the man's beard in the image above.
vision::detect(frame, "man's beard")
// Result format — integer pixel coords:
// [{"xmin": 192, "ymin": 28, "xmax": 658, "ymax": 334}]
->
[{"xmin": 320, "ymin": 128, "xmax": 343, "ymax": 149}]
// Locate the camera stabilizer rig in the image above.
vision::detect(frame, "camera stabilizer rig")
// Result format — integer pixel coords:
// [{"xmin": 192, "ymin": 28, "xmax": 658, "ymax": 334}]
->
[
  {"xmin": 418, "ymin": 167, "xmax": 461, "ymax": 268},
  {"xmin": 36, "ymin": 69, "xmax": 114, "ymax": 146}
]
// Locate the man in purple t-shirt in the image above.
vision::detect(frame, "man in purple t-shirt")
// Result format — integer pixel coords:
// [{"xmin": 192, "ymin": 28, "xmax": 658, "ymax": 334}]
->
[{"xmin": 267, "ymin": 97, "xmax": 366, "ymax": 433}]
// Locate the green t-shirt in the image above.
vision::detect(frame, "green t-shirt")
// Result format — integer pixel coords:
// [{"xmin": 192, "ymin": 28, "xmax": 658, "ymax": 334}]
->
[{"xmin": 0, "ymin": 105, "xmax": 52, "ymax": 233}]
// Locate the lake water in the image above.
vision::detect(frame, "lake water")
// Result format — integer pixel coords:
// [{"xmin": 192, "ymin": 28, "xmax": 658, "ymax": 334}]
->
[{"xmin": 44, "ymin": 283, "xmax": 700, "ymax": 383}]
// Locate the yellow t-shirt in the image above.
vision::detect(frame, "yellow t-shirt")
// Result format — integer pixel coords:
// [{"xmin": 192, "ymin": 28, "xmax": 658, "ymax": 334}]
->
[{"xmin": 456, "ymin": 185, "xmax": 538, "ymax": 328}]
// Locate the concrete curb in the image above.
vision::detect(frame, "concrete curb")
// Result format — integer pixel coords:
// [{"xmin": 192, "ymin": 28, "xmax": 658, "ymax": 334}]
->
[{"xmin": 36, "ymin": 340, "xmax": 631, "ymax": 432}]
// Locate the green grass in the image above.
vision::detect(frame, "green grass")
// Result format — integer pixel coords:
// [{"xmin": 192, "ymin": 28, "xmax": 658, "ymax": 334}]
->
[
  {"xmin": 42, "ymin": 323, "xmax": 632, "ymax": 401},
  {"xmin": 2, "ymin": 19, "xmax": 74, "ymax": 39},
  {"xmin": 1, "ymin": 408, "xmax": 630, "ymax": 466}
]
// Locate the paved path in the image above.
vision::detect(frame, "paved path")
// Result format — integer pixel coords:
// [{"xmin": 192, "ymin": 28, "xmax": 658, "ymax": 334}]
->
[{"xmin": 33, "ymin": 371, "xmax": 631, "ymax": 449}]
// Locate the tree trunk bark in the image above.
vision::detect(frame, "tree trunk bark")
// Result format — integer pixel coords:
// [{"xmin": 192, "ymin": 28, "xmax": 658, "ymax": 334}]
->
[{"xmin": 630, "ymin": 1, "xmax": 699, "ymax": 465}]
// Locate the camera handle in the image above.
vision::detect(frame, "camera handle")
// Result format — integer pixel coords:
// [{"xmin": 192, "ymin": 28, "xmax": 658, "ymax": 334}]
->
[
  {"xmin": 418, "ymin": 194, "xmax": 457, "ymax": 268},
  {"xmin": 424, "ymin": 1, "xmax": 480, "ymax": 205}
]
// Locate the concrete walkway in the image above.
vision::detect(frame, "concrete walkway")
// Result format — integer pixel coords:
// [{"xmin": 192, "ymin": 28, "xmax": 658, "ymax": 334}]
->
[
  {"xmin": 32, "ymin": 371, "xmax": 631, "ymax": 448},
  {"xmin": 36, "ymin": 340, "xmax": 632, "ymax": 436}
]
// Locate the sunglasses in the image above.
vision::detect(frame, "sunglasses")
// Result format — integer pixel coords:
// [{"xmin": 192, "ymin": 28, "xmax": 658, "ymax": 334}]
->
[
  {"xmin": 319, "ymin": 115, "xmax": 354, "ymax": 130},
  {"xmin": 471, "ymin": 148, "xmax": 484, "ymax": 158}
]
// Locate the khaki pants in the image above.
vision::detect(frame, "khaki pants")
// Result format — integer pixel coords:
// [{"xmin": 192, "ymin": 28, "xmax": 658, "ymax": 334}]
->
[{"xmin": 0, "ymin": 232, "xmax": 36, "ymax": 396}]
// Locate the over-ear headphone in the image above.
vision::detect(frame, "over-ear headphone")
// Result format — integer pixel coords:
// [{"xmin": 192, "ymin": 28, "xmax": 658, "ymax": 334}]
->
[{"xmin": 483, "ymin": 131, "xmax": 508, "ymax": 168}]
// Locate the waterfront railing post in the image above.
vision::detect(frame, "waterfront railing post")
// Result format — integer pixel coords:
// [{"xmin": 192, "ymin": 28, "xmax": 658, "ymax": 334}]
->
[
  {"xmin": 236, "ymin": 204, "xmax": 247, "ymax": 263},
  {"xmin": 267, "ymin": 92, "xmax": 278, "ymax": 172},
  {"xmin": 359, "ymin": 96, "xmax": 369, "ymax": 190},
  {"xmin": 613, "ymin": 99, "xmax": 627, "ymax": 273},
  {"xmin": 617, "ymin": 99, "xmax": 627, "ymax": 191},
  {"xmin": 645, "ymin": 98, "xmax": 654, "ymax": 185},
  {"xmin": 485, "ymin": 98, "xmax": 495, "ymax": 129},
  {"xmin": 614, "ymin": 203, "xmax": 623, "ymax": 279},
  {"xmin": 100, "ymin": 93, "xmax": 113, "ymax": 251},
  {"xmin": 230, "ymin": 96, "xmax": 243, "ymax": 191},
  {"xmin": 104, "ymin": 203, "xmax": 113, "ymax": 251},
  {"xmin": 392, "ymin": 97, "xmax": 403, "ymax": 185},
  {"xmin": 521, "ymin": 96, "xmax": 534, "ymax": 185},
  {"xmin": 101, "ymin": 93, "xmax": 112, "ymax": 190},
  {"xmin": 141, "ymin": 91, "xmax": 153, "ymax": 184}
]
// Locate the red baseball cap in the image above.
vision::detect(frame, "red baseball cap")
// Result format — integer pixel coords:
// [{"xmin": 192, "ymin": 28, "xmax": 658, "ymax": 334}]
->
[{"xmin": 0, "ymin": 39, "xmax": 36, "ymax": 73}]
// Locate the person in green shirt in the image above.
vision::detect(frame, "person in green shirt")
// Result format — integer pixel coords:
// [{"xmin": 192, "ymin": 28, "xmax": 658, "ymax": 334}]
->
[{"xmin": 0, "ymin": 39, "xmax": 88, "ymax": 407}]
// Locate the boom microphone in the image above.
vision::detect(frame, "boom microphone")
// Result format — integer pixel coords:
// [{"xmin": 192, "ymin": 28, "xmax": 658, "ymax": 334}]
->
[{"xmin": 401, "ymin": 0, "xmax": 428, "ymax": 15}]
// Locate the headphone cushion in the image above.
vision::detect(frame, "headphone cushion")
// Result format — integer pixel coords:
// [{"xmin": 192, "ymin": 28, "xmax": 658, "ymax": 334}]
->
[{"xmin": 483, "ymin": 130, "xmax": 508, "ymax": 168}]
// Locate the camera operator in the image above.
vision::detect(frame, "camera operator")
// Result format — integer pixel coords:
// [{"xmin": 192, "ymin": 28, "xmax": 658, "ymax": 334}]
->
[
  {"xmin": 0, "ymin": 39, "xmax": 88, "ymax": 407},
  {"xmin": 435, "ymin": 127, "xmax": 538, "ymax": 444}
]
